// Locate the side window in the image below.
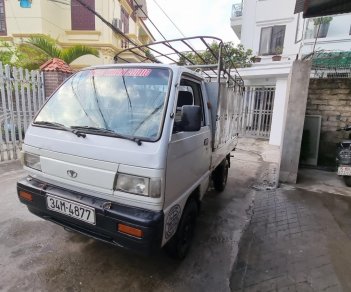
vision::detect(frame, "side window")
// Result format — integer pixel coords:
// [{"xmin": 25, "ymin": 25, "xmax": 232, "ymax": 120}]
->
[
  {"xmin": 192, "ymin": 83, "xmax": 205, "ymax": 127},
  {"xmin": 173, "ymin": 78, "xmax": 205, "ymax": 132}
]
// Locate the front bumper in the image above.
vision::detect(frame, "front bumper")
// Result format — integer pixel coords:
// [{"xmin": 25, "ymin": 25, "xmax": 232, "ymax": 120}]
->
[{"xmin": 17, "ymin": 177, "xmax": 164, "ymax": 255}]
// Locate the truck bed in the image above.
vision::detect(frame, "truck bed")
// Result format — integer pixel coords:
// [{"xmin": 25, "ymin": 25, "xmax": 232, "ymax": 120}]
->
[{"xmin": 205, "ymin": 82, "xmax": 241, "ymax": 170}]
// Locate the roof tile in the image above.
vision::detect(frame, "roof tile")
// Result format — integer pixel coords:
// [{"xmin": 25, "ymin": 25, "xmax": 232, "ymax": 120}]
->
[{"xmin": 40, "ymin": 58, "xmax": 73, "ymax": 74}]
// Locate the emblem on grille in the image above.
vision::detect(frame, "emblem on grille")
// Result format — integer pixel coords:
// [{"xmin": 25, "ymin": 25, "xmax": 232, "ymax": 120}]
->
[{"xmin": 67, "ymin": 170, "xmax": 78, "ymax": 178}]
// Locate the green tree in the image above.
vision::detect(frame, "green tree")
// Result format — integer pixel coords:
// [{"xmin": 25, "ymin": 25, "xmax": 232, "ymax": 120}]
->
[
  {"xmin": 27, "ymin": 35, "xmax": 99, "ymax": 64},
  {"xmin": 0, "ymin": 41, "xmax": 17, "ymax": 65},
  {"xmin": 178, "ymin": 42, "xmax": 253, "ymax": 68},
  {"xmin": 15, "ymin": 43, "xmax": 51, "ymax": 71},
  {"xmin": 0, "ymin": 35, "xmax": 99, "ymax": 70},
  {"xmin": 0, "ymin": 40, "xmax": 48, "ymax": 70}
]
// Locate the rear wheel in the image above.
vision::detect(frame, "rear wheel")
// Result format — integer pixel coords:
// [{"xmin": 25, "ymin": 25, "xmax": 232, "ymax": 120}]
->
[
  {"xmin": 213, "ymin": 159, "xmax": 229, "ymax": 192},
  {"xmin": 165, "ymin": 199, "xmax": 198, "ymax": 259},
  {"xmin": 344, "ymin": 176, "xmax": 351, "ymax": 187}
]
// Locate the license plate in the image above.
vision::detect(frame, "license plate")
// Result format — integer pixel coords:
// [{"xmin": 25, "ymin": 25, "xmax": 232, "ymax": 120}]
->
[
  {"xmin": 46, "ymin": 194, "xmax": 96, "ymax": 225},
  {"xmin": 338, "ymin": 166, "xmax": 351, "ymax": 176}
]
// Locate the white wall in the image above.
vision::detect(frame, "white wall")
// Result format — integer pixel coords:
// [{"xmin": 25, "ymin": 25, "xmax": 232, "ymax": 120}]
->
[
  {"xmin": 4, "ymin": 0, "xmax": 44, "ymax": 35},
  {"xmin": 240, "ymin": 0, "xmax": 301, "ymax": 58},
  {"xmin": 240, "ymin": 0, "xmax": 257, "ymax": 51},
  {"xmin": 41, "ymin": 0, "xmax": 70, "ymax": 38},
  {"xmin": 269, "ymin": 78, "xmax": 289, "ymax": 146},
  {"xmin": 238, "ymin": 0, "xmax": 351, "ymax": 59},
  {"xmin": 238, "ymin": 62, "xmax": 292, "ymax": 146}
]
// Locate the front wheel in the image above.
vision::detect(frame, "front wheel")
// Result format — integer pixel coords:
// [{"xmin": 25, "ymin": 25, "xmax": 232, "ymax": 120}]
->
[
  {"xmin": 165, "ymin": 199, "xmax": 198, "ymax": 259},
  {"xmin": 343, "ymin": 176, "xmax": 351, "ymax": 187},
  {"xmin": 213, "ymin": 159, "xmax": 229, "ymax": 192}
]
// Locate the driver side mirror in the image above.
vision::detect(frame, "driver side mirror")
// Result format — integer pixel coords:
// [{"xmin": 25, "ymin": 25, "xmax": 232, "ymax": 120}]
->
[{"xmin": 178, "ymin": 105, "xmax": 201, "ymax": 132}]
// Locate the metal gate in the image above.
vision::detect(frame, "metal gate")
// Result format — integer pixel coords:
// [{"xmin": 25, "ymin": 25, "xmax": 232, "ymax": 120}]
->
[
  {"xmin": 236, "ymin": 87, "xmax": 275, "ymax": 139},
  {"xmin": 0, "ymin": 63, "xmax": 45, "ymax": 161}
]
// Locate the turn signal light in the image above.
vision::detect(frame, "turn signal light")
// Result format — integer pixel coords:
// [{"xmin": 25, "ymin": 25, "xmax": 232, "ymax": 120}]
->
[
  {"xmin": 118, "ymin": 223, "xmax": 143, "ymax": 238},
  {"xmin": 19, "ymin": 191, "xmax": 33, "ymax": 202}
]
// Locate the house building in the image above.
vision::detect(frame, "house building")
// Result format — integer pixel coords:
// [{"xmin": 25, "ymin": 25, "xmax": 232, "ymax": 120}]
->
[
  {"xmin": 230, "ymin": 0, "xmax": 351, "ymax": 183},
  {"xmin": 0, "ymin": 0, "xmax": 155, "ymax": 68},
  {"xmin": 231, "ymin": 0, "xmax": 351, "ymax": 62},
  {"xmin": 229, "ymin": 0, "xmax": 351, "ymax": 147},
  {"xmin": 301, "ymin": 15, "xmax": 351, "ymax": 55}
]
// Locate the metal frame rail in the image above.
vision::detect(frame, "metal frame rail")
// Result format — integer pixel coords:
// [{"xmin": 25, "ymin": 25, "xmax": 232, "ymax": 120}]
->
[{"xmin": 114, "ymin": 36, "xmax": 244, "ymax": 89}]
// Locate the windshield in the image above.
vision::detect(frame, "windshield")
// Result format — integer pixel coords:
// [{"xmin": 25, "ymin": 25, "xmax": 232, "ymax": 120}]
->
[{"xmin": 34, "ymin": 68, "xmax": 171, "ymax": 141}]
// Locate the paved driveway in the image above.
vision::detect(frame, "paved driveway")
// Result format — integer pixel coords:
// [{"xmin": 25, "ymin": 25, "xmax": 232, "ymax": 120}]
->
[
  {"xmin": 0, "ymin": 150, "xmax": 260, "ymax": 292},
  {"xmin": 231, "ymin": 184, "xmax": 351, "ymax": 291}
]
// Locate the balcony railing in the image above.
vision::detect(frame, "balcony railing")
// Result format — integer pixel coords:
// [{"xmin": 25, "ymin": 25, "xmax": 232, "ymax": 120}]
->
[{"xmin": 231, "ymin": 3, "xmax": 243, "ymax": 18}]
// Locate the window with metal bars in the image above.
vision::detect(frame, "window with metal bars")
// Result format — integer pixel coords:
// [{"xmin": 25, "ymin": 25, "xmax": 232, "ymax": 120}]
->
[
  {"xmin": 0, "ymin": 0, "xmax": 6, "ymax": 36},
  {"xmin": 71, "ymin": 0, "xmax": 95, "ymax": 30}
]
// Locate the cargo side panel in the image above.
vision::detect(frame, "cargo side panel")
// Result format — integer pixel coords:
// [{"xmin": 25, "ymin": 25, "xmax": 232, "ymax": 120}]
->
[{"xmin": 205, "ymin": 82, "xmax": 241, "ymax": 170}]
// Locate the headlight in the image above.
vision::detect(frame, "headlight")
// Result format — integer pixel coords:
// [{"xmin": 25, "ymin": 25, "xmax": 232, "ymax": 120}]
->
[
  {"xmin": 115, "ymin": 174, "xmax": 161, "ymax": 198},
  {"xmin": 23, "ymin": 153, "xmax": 41, "ymax": 171}
]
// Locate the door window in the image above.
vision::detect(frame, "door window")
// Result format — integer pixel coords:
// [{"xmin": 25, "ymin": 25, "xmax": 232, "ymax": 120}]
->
[{"xmin": 174, "ymin": 78, "xmax": 205, "ymax": 132}]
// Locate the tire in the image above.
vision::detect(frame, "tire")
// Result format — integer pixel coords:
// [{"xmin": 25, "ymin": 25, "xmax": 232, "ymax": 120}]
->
[
  {"xmin": 165, "ymin": 199, "xmax": 198, "ymax": 259},
  {"xmin": 344, "ymin": 176, "xmax": 351, "ymax": 187},
  {"xmin": 213, "ymin": 159, "xmax": 229, "ymax": 192}
]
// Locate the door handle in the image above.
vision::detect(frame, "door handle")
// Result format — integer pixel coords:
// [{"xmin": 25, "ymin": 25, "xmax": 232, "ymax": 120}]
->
[{"xmin": 204, "ymin": 138, "xmax": 209, "ymax": 146}]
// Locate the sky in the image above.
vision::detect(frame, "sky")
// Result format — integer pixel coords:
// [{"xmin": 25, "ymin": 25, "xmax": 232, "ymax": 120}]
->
[{"xmin": 145, "ymin": 0, "xmax": 240, "ymax": 44}]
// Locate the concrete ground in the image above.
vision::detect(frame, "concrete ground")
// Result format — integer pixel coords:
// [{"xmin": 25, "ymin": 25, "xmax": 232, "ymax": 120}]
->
[
  {"xmin": 236, "ymin": 138, "xmax": 281, "ymax": 190},
  {"xmin": 231, "ymin": 169, "xmax": 351, "ymax": 291},
  {"xmin": 0, "ymin": 147, "xmax": 263, "ymax": 292},
  {"xmin": 297, "ymin": 168, "xmax": 351, "ymax": 197},
  {"xmin": 3, "ymin": 140, "xmax": 351, "ymax": 292}
]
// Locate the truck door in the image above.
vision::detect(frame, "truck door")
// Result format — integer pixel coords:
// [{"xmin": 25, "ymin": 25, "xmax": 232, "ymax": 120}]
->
[{"xmin": 164, "ymin": 76, "xmax": 211, "ymax": 209}]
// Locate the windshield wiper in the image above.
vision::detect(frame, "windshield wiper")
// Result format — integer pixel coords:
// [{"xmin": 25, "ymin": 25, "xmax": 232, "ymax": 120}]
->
[
  {"xmin": 33, "ymin": 121, "xmax": 86, "ymax": 138},
  {"xmin": 70, "ymin": 126, "xmax": 142, "ymax": 146},
  {"xmin": 133, "ymin": 103, "xmax": 163, "ymax": 134}
]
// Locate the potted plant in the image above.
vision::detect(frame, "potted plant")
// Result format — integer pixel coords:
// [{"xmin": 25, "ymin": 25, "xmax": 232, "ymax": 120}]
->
[
  {"xmin": 252, "ymin": 55, "xmax": 261, "ymax": 63},
  {"xmin": 313, "ymin": 17, "xmax": 333, "ymax": 38},
  {"xmin": 272, "ymin": 46, "xmax": 283, "ymax": 61}
]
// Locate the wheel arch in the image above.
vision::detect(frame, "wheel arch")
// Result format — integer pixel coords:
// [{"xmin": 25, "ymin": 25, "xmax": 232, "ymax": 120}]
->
[{"xmin": 187, "ymin": 185, "xmax": 201, "ymax": 212}]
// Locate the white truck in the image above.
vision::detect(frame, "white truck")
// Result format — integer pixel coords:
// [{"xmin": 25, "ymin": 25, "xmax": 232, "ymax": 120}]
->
[{"xmin": 17, "ymin": 37, "xmax": 243, "ymax": 259}]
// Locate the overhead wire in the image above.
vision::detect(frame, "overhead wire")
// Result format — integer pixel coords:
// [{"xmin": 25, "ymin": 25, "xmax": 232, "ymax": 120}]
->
[
  {"xmin": 150, "ymin": 0, "xmax": 187, "ymax": 38},
  {"xmin": 130, "ymin": 0, "xmax": 199, "ymax": 65},
  {"xmin": 46, "ymin": 0, "xmax": 242, "ymax": 84},
  {"xmin": 73, "ymin": 0, "xmax": 139, "ymax": 47},
  {"xmin": 47, "ymin": 0, "xmax": 70, "ymax": 6},
  {"xmin": 131, "ymin": 0, "xmax": 167, "ymax": 41},
  {"xmin": 132, "ymin": 0, "xmax": 213, "ymax": 66},
  {"xmin": 46, "ymin": 0, "xmax": 186, "ymax": 64},
  {"xmin": 46, "ymin": 0, "xmax": 155, "ymax": 61}
]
